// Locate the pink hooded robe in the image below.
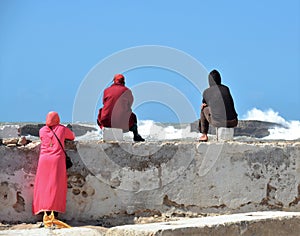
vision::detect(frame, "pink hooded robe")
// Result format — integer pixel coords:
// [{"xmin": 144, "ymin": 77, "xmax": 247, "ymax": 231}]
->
[{"xmin": 32, "ymin": 112, "xmax": 75, "ymax": 215}]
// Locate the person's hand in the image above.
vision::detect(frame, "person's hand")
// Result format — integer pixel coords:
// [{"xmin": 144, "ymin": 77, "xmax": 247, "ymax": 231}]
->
[
  {"xmin": 201, "ymin": 103, "xmax": 207, "ymax": 110},
  {"xmin": 66, "ymin": 124, "xmax": 73, "ymax": 131}
]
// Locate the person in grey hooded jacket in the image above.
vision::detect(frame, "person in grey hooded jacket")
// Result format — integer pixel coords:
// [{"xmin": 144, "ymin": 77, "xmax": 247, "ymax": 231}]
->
[{"xmin": 199, "ymin": 69, "xmax": 238, "ymax": 141}]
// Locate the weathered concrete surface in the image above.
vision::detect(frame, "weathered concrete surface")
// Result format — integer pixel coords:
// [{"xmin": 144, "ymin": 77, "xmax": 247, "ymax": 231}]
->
[
  {"xmin": 105, "ymin": 211, "xmax": 300, "ymax": 236},
  {"xmin": 0, "ymin": 226, "xmax": 107, "ymax": 236},
  {"xmin": 1, "ymin": 211, "xmax": 300, "ymax": 235},
  {"xmin": 0, "ymin": 140, "xmax": 299, "ymax": 225}
]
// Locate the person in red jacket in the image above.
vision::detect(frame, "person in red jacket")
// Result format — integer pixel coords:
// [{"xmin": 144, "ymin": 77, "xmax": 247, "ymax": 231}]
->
[{"xmin": 97, "ymin": 74, "xmax": 145, "ymax": 142}]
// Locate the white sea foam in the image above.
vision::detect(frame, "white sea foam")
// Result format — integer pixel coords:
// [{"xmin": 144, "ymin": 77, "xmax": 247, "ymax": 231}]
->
[
  {"xmin": 132, "ymin": 120, "xmax": 199, "ymax": 141},
  {"xmin": 74, "ymin": 120, "xmax": 199, "ymax": 141},
  {"xmin": 130, "ymin": 108, "xmax": 300, "ymax": 141},
  {"xmin": 0, "ymin": 124, "xmax": 19, "ymax": 138},
  {"xmin": 1, "ymin": 108, "xmax": 299, "ymax": 141},
  {"xmin": 243, "ymin": 108, "xmax": 300, "ymax": 140}
]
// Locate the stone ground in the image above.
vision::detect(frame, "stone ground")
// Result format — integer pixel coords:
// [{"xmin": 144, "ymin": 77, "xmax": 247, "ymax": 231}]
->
[
  {"xmin": 0, "ymin": 215, "xmax": 202, "ymax": 236},
  {"xmin": 1, "ymin": 211, "xmax": 300, "ymax": 236},
  {"xmin": 0, "ymin": 213, "xmax": 214, "ymax": 231}
]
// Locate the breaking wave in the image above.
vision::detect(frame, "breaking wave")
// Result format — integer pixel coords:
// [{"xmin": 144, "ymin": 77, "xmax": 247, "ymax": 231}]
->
[
  {"xmin": 242, "ymin": 108, "xmax": 300, "ymax": 140},
  {"xmin": 1, "ymin": 108, "xmax": 299, "ymax": 141}
]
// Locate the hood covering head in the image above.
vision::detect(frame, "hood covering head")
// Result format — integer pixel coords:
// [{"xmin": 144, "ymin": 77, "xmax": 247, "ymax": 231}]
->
[
  {"xmin": 46, "ymin": 111, "xmax": 60, "ymax": 127},
  {"xmin": 113, "ymin": 74, "xmax": 125, "ymax": 85},
  {"xmin": 208, "ymin": 69, "xmax": 221, "ymax": 86}
]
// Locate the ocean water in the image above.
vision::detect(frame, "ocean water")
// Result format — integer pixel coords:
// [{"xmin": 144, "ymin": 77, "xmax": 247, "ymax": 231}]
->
[
  {"xmin": 77, "ymin": 108, "xmax": 300, "ymax": 141},
  {"xmin": 75, "ymin": 120, "xmax": 200, "ymax": 142},
  {"xmin": 242, "ymin": 108, "xmax": 300, "ymax": 141},
  {"xmin": 1, "ymin": 109, "xmax": 300, "ymax": 141},
  {"xmin": 77, "ymin": 120, "xmax": 300, "ymax": 142}
]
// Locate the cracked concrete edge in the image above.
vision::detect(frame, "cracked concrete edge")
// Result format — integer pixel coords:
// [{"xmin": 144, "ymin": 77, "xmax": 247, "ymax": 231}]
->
[
  {"xmin": 1, "ymin": 211, "xmax": 300, "ymax": 236},
  {"xmin": 105, "ymin": 211, "xmax": 300, "ymax": 236}
]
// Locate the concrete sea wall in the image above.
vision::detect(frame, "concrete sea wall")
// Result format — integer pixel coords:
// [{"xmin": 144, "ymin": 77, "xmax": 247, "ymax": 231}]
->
[{"xmin": 0, "ymin": 140, "xmax": 299, "ymax": 225}]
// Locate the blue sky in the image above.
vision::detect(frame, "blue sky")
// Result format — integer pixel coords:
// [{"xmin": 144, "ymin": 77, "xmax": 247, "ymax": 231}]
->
[{"xmin": 0, "ymin": 0, "xmax": 299, "ymax": 123}]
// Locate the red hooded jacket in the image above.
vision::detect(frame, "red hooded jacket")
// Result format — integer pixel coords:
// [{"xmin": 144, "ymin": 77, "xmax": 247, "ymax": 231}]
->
[{"xmin": 98, "ymin": 83, "xmax": 135, "ymax": 131}]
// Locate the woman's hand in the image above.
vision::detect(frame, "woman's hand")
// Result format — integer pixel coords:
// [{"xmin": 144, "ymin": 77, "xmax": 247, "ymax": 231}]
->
[{"xmin": 201, "ymin": 103, "xmax": 207, "ymax": 110}]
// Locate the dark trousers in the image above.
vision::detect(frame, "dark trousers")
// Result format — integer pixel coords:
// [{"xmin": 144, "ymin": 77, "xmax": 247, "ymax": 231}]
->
[
  {"xmin": 129, "ymin": 113, "xmax": 138, "ymax": 135},
  {"xmin": 46, "ymin": 211, "xmax": 58, "ymax": 217},
  {"xmin": 199, "ymin": 107, "xmax": 238, "ymax": 134}
]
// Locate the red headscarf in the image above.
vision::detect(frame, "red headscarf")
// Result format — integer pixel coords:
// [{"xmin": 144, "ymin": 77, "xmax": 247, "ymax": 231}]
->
[
  {"xmin": 46, "ymin": 111, "xmax": 60, "ymax": 127},
  {"xmin": 113, "ymin": 74, "xmax": 125, "ymax": 85}
]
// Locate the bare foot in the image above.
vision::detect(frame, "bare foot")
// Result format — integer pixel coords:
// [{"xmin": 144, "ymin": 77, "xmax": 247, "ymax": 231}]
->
[{"xmin": 199, "ymin": 134, "xmax": 208, "ymax": 142}]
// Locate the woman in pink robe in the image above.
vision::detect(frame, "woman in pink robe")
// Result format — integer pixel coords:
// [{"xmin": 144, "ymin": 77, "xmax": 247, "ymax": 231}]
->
[{"xmin": 32, "ymin": 111, "xmax": 75, "ymax": 216}]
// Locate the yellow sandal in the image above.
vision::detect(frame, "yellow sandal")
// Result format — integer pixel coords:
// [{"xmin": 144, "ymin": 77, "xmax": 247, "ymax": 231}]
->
[{"xmin": 43, "ymin": 211, "xmax": 71, "ymax": 228}]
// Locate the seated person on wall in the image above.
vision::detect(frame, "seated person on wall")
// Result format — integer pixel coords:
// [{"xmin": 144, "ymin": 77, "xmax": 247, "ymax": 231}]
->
[
  {"xmin": 199, "ymin": 69, "xmax": 238, "ymax": 142},
  {"xmin": 97, "ymin": 74, "xmax": 145, "ymax": 142}
]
